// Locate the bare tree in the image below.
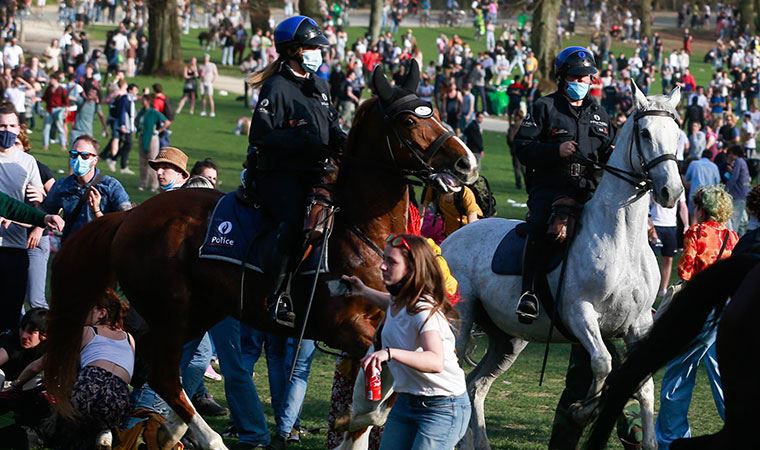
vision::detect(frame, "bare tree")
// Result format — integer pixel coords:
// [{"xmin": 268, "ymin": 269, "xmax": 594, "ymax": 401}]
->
[
  {"xmin": 531, "ymin": 0, "xmax": 561, "ymax": 84},
  {"xmin": 248, "ymin": 0, "xmax": 271, "ymax": 33},
  {"xmin": 299, "ymin": 0, "xmax": 321, "ymax": 19},
  {"xmin": 641, "ymin": 0, "xmax": 653, "ymax": 39},
  {"xmin": 740, "ymin": 0, "xmax": 756, "ymax": 34},
  {"xmin": 145, "ymin": 0, "xmax": 183, "ymax": 75},
  {"xmin": 369, "ymin": 0, "xmax": 384, "ymax": 43}
]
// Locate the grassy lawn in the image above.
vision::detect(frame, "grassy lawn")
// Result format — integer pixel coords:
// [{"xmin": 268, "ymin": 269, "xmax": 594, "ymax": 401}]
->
[{"xmin": 4, "ymin": 22, "xmax": 726, "ymax": 449}]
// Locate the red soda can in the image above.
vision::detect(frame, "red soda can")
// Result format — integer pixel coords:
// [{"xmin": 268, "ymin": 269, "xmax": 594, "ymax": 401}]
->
[{"xmin": 365, "ymin": 365, "xmax": 382, "ymax": 401}]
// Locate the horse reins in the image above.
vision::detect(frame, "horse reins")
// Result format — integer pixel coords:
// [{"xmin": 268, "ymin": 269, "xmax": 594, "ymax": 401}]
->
[{"xmin": 575, "ymin": 109, "xmax": 680, "ymax": 205}]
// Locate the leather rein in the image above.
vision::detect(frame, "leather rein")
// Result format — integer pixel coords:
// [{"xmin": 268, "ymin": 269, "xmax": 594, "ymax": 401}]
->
[{"xmin": 576, "ymin": 109, "xmax": 680, "ymax": 206}]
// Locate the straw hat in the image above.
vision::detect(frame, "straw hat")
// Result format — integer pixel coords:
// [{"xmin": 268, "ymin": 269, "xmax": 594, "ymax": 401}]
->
[{"xmin": 149, "ymin": 147, "xmax": 189, "ymax": 177}]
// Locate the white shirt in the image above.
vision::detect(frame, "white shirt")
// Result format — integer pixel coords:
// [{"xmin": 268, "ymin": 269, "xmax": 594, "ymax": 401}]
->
[
  {"xmin": 3, "ymin": 44, "xmax": 24, "ymax": 68},
  {"xmin": 650, "ymin": 191, "xmax": 686, "ymax": 227},
  {"xmin": 112, "ymin": 33, "xmax": 130, "ymax": 52},
  {"xmin": 381, "ymin": 300, "xmax": 467, "ymax": 397},
  {"xmin": 0, "ymin": 149, "xmax": 43, "ymax": 248},
  {"xmin": 676, "ymin": 130, "xmax": 688, "ymax": 161},
  {"xmin": 743, "ymin": 120, "xmax": 756, "ymax": 149},
  {"xmin": 4, "ymin": 86, "xmax": 26, "ymax": 113}
]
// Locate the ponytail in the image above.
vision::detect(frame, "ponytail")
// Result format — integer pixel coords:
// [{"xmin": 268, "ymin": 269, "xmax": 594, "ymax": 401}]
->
[{"xmin": 248, "ymin": 57, "xmax": 284, "ymax": 89}]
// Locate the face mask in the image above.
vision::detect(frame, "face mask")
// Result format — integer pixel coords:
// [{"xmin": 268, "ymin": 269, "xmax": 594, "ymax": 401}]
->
[
  {"xmin": 566, "ymin": 81, "xmax": 590, "ymax": 100},
  {"xmin": 160, "ymin": 175, "xmax": 179, "ymax": 191},
  {"xmin": 0, "ymin": 130, "xmax": 17, "ymax": 149},
  {"xmin": 70, "ymin": 156, "xmax": 93, "ymax": 177},
  {"xmin": 301, "ymin": 49, "xmax": 323, "ymax": 73}
]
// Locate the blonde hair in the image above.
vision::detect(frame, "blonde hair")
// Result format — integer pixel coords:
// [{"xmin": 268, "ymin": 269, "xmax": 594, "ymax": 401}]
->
[{"xmin": 695, "ymin": 184, "xmax": 734, "ymax": 224}]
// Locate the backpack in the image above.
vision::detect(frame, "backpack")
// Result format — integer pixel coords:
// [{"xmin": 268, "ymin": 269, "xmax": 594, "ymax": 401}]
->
[{"xmin": 454, "ymin": 175, "xmax": 497, "ymax": 218}]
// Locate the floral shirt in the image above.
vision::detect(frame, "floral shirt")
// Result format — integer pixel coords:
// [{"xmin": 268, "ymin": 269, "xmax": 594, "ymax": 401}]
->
[{"xmin": 678, "ymin": 221, "xmax": 739, "ymax": 281}]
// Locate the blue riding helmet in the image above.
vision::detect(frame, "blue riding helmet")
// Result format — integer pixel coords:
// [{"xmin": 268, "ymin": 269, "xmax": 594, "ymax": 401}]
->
[
  {"xmin": 554, "ymin": 46, "xmax": 598, "ymax": 78},
  {"xmin": 274, "ymin": 15, "xmax": 330, "ymax": 54}
]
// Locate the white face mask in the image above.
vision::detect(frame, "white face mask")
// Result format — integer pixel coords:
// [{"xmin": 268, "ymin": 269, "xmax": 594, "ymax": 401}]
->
[{"xmin": 301, "ymin": 49, "xmax": 323, "ymax": 73}]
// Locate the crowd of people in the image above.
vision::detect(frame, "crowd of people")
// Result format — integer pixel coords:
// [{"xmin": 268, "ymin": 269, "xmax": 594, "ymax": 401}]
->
[{"xmin": 1, "ymin": 0, "xmax": 759, "ymax": 449}]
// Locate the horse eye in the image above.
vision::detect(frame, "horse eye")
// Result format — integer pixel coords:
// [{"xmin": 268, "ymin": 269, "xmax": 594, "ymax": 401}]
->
[
  {"xmin": 641, "ymin": 129, "xmax": 652, "ymax": 140},
  {"xmin": 404, "ymin": 117, "xmax": 415, "ymax": 127}
]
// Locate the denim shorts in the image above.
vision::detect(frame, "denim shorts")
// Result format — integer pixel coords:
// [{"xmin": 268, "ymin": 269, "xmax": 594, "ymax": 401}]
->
[{"xmin": 379, "ymin": 392, "xmax": 471, "ymax": 450}]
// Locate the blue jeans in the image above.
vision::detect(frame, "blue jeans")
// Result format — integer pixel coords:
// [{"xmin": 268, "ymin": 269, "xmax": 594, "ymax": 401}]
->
[
  {"xmin": 124, "ymin": 384, "xmax": 171, "ymax": 429},
  {"xmin": 379, "ymin": 392, "xmax": 471, "ymax": 450},
  {"xmin": 26, "ymin": 235, "xmax": 50, "ymax": 309},
  {"xmin": 42, "ymin": 107, "xmax": 66, "ymax": 149},
  {"xmin": 180, "ymin": 333, "xmax": 213, "ymax": 399},
  {"xmin": 239, "ymin": 324, "xmax": 287, "ymax": 420},
  {"xmin": 276, "ymin": 339, "xmax": 316, "ymax": 437},
  {"xmin": 655, "ymin": 311, "xmax": 725, "ymax": 450}
]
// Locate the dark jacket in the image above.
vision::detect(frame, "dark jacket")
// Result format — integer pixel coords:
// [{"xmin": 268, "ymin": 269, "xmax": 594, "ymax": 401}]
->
[
  {"xmin": 462, "ymin": 119, "xmax": 484, "ymax": 154},
  {"xmin": 733, "ymin": 227, "xmax": 760, "ymax": 257},
  {"xmin": 514, "ymin": 91, "xmax": 615, "ymax": 194},
  {"xmin": 249, "ymin": 64, "xmax": 346, "ymax": 170}
]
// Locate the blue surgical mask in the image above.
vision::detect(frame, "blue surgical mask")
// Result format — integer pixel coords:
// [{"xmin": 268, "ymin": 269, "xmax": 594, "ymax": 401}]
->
[
  {"xmin": 160, "ymin": 175, "xmax": 179, "ymax": 191},
  {"xmin": 566, "ymin": 81, "xmax": 590, "ymax": 100},
  {"xmin": 69, "ymin": 156, "xmax": 93, "ymax": 177},
  {"xmin": 301, "ymin": 49, "xmax": 323, "ymax": 73},
  {"xmin": 0, "ymin": 130, "xmax": 17, "ymax": 149}
]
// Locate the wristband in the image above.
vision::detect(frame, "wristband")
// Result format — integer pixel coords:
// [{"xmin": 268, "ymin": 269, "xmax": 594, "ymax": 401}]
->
[{"xmin": 386, "ymin": 347, "xmax": 392, "ymax": 361}]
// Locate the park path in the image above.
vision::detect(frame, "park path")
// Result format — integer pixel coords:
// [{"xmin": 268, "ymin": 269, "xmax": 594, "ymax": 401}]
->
[{"xmin": 18, "ymin": 5, "xmax": 692, "ymax": 134}]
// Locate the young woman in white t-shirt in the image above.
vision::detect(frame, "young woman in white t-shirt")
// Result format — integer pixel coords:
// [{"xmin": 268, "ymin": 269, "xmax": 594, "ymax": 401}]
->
[{"xmin": 343, "ymin": 233, "xmax": 470, "ymax": 450}]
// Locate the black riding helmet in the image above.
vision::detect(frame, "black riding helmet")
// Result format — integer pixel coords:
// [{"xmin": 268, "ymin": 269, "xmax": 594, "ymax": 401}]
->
[
  {"xmin": 274, "ymin": 15, "xmax": 330, "ymax": 55},
  {"xmin": 554, "ymin": 46, "xmax": 598, "ymax": 79}
]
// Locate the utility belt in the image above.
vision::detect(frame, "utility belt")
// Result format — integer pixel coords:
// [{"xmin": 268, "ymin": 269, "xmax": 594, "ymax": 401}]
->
[{"xmin": 251, "ymin": 146, "xmax": 329, "ymax": 172}]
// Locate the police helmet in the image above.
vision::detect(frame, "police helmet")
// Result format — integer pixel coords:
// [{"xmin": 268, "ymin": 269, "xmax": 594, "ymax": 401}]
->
[
  {"xmin": 274, "ymin": 16, "xmax": 329, "ymax": 54},
  {"xmin": 554, "ymin": 46, "xmax": 598, "ymax": 78}
]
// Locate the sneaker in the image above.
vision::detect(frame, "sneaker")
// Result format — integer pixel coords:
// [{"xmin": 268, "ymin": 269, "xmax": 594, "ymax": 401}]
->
[
  {"xmin": 204, "ymin": 364, "xmax": 222, "ymax": 381},
  {"xmin": 120, "ymin": 167, "xmax": 135, "ymax": 175},
  {"xmin": 106, "ymin": 160, "xmax": 117, "ymax": 172},
  {"xmin": 138, "ymin": 186, "xmax": 145, "ymax": 191},
  {"xmin": 200, "ymin": 111, "xmax": 207, "ymax": 117},
  {"xmin": 221, "ymin": 424, "xmax": 238, "ymax": 439},
  {"xmin": 210, "ymin": 112, "xmax": 216, "ymax": 117},
  {"xmin": 190, "ymin": 110, "xmax": 195, "ymax": 115},
  {"xmin": 266, "ymin": 435, "xmax": 287, "ymax": 450},
  {"xmin": 192, "ymin": 393, "xmax": 228, "ymax": 417}
]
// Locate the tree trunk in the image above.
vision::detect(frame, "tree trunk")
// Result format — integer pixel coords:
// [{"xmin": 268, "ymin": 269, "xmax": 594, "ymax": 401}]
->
[
  {"xmin": 369, "ymin": 0, "xmax": 384, "ymax": 43},
  {"xmin": 641, "ymin": 0, "xmax": 653, "ymax": 39},
  {"xmin": 248, "ymin": 0, "xmax": 271, "ymax": 33},
  {"xmin": 740, "ymin": 0, "xmax": 756, "ymax": 34},
  {"xmin": 531, "ymin": 0, "xmax": 560, "ymax": 86},
  {"xmin": 299, "ymin": 0, "xmax": 321, "ymax": 20},
  {"xmin": 145, "ymin": 0, "xmax": 183, "ymax": 76}
]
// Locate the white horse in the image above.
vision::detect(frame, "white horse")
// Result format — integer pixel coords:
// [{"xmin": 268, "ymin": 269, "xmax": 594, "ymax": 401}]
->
[{"xmin": 442, "ymin": 85, "xmax": 684, "ymax": 450}]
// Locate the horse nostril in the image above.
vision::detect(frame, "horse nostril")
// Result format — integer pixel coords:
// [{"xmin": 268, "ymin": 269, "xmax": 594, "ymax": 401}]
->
[
  {"xmin": 455, "ymin": 157, "xmax": 471, "ymax": 172},
  {"xmin": 660, "ymin": 187, "xmax": 671, "ymax": 202}
]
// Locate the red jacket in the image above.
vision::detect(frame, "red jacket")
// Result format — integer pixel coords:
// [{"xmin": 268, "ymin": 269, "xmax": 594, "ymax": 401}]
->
[{"xmin": 42, "ymin": 86, "xmax": 69, "ymax": 112}]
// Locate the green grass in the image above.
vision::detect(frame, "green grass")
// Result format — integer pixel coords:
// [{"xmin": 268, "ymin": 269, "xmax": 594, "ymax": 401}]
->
[{"xmin": 5, "ymin": 23, "xmax": 726, "ymax": 449}]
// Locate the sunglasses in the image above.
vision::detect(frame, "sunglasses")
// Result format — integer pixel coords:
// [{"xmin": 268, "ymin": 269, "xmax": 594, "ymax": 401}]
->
[
  {"xmin": 386, "ymin": 233, "xmax": 412, "ymax": 252},
  {"xmin": 69, "ymin": 150, "xmax": 97, "ymax": 160}
]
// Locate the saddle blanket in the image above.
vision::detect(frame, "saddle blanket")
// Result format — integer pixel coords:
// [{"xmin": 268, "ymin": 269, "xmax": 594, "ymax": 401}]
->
[
  {"xmin": 491, "ymin": 223, "xmax": 563, "ymax": 276},
  {"xmin": 198, "ymin": 192, "xmax": 328, "ymax": 274}
]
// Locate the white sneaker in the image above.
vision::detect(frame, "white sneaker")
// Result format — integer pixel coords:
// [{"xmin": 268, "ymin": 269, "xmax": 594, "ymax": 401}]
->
[
  {"xmin": 200, "ymin": 111, "xmax": 207, "ymax": 117},
  {"xmin": 120, "ymin": 167, "xmax": 135, "ymax": 175},
  {"xmin": 210, "ymin": 112, "xmax": 216, "ymax": 117},
  {"xmin": 106, "ymin": 160, "xmax": 116, "ymax": 172}
]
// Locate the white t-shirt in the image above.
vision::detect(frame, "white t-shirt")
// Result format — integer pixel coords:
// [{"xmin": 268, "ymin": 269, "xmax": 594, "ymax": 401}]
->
[
  {"xmin": 3, "ymin": 44, "xmax": 24, "ymax": 68},
  {"xmin": 112, "ymin": 33, "xmax": 130, "ymax": 52},
  {"xmin": 0, "ymin": 149, "xmax": 43, "ymax": 249},
  {"xmin": 201, "ymin": 62, "xmax": 217, "ymax": 85},
  {"xmin": 676, "ymin": 129, "xmax": 688, "ymax": 161},
  {"xmin": 743, "ymin": 120, "xmax": 756, "ymax": 149},
  {"xmin": 4, "ymin": 86, "xmax": 26, "ymax": 113},
  {"xmin": 381, "ymin": 299, "xmax": 467, "ymax": 397},
  {"xmin": 650, "ymin": 191, "xmax": 686, "ymax": 227}
]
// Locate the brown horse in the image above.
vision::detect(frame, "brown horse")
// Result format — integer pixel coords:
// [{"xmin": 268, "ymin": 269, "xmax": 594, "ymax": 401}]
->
[
  {"xmin": 585, "ymin": 253, "xmax": 760, "ymax": 450},
  {"xmin": 44, "ymin": 62, "xmax": 478, "ymax": 449}
]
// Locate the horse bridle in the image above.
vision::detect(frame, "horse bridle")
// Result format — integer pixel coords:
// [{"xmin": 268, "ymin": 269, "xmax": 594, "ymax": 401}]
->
[
  {"xmin": 381, "ymin": 94, "xmax": 457, "ymax": 183},
  {"xmin": 577, "ymin": 109, "xmax": 680, "ymax": 205}
]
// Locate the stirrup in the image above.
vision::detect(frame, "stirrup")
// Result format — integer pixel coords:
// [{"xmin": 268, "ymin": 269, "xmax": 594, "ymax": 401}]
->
[
  {"xmin": 271, "ymin": 291, "xmax": 296, "ymax": 328},
  {"xmin": 516, "ymin": 291, "xmax": 540, "ymax": 324}
]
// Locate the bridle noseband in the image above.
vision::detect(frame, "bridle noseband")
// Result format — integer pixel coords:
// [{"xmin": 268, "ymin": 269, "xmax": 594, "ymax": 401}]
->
[{"xmin": 578, "ymin": 109, "xmax": 680, "ymax": 205}]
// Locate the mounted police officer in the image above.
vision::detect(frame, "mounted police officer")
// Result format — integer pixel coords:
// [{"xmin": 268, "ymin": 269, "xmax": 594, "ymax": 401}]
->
[
  {"xmin": 513, "ymin": 46, "xmax": 615, "ymax": 323},
  {"xmin": 241, "ymin": 16, "xmax": 346, "ymax": 328}
]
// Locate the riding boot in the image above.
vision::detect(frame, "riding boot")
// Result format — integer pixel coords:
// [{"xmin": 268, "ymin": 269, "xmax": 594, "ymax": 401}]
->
[
  {"xmin": 517, "ymin": 235, "xmax": 547, "ymax": 324},
  {"xmin": 267, "ymin": 224, "xmax": 297, "ymax": 328}
]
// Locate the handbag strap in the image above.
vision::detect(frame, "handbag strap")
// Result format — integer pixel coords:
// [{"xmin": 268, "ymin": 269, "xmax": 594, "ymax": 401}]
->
[
  {"xmin": 62, "ymin": 173, "xmax": 103, "ymax": 239},
  {"xmin": 716, "ymin": 229, "xmax": 730, "ymax": 261}
]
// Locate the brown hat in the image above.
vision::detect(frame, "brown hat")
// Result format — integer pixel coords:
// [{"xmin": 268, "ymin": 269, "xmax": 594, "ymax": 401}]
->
[{"xmin": 149, "ymin": 147, "xmax": 189, "ymax": 177}]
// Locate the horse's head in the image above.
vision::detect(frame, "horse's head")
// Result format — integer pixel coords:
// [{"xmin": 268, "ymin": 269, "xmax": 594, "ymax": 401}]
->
[
  {"xmin": 368, "ymin": 61, "xmax": 478, "ymax": 192},
  {"xmin": 625, "ymin": 82, "xmax": 684, "ymax": 208}
]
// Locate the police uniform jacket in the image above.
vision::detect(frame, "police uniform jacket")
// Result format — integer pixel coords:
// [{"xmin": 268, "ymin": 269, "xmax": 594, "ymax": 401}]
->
[
  {"xmin": 249, "ymin": 63, "xmax": 346, "ymax": 171},
  {"xmin": 514, "ymin": 91, "xmax": 615, "ymax": 196}
]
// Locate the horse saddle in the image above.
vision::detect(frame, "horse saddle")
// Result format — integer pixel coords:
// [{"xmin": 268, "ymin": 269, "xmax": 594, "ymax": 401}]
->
[
  {"xmin": 491, "ymin": 223, "xmax": 564, "ymax": 276},
  {"xmin": 198, "ymin": 192, "xmax": 329, "ymax": 275}
]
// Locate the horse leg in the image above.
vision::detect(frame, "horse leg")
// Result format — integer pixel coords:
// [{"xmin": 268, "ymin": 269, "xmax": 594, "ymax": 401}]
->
[
  {"xmin": 464, "ymin": 317, "xmax": 528, "ymax": 450},
  {"xmin": 567, "ymin": 303, "xmax": 612, "ymax": 423},
  {"xmin": 624, "ymin": 315, "xmax": 657, "ymax": 450}
]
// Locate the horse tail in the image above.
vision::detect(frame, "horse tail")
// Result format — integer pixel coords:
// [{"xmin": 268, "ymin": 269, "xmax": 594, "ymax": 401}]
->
[
  {"xmin": 585, "ymin": 254, "xmax": 760, "ymax": 450},
  {"xmin": 44, "ymin": 211, "xmax": 129, "ymax": 419}
]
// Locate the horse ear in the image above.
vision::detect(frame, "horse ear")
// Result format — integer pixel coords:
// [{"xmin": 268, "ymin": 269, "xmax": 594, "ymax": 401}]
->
[
  {"xmin": 667, "ymin": 85, "xmax": 682, "ymax": 109},
  {"xmin": 371, "ymin": 65, "xmax": 394, "ymax": 105},
  {"xmin": 402, "ymin": 60, "xmax": 420, "ymax": 92},
  {"xmin": 632, "ymin": 80, "xmax": 648, "ymax": 110}
]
